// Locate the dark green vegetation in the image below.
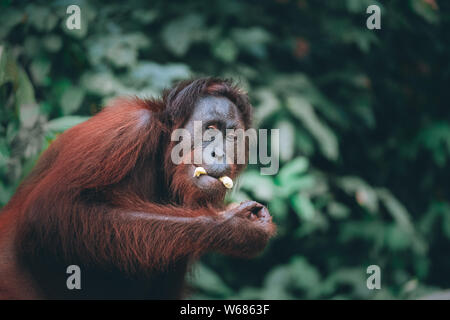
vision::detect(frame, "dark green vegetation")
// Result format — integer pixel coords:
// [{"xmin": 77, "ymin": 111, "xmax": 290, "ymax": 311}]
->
[{"xmin": 1, "ymin": 0, "xmax": 449, "ymax": 299}]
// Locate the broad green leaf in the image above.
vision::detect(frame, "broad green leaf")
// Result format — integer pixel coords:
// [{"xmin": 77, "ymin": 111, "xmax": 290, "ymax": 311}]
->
[
  {"xmin": 43, "ymin": 34, "xmax": 63, "ymax": 52},
  {"xmin": 253, "ymin": 89, "xmax": 279, "ymax": 125},
  {"xmin": 278, "ymin": 157, "xmax": 309, "ymax": 183},
  {"xmin": 30, "ymin": 58, "xmax": 51, "ymax": 85},
  {"xmin": 46, "ymin": 116, "xmax": 90, "ymax": 133},
  {"xmin": 277, "ymin": 158, "xmax": 314, "ymax": 197},
  {"xmin": 231, "ymin": 27, "xmax": 271, "ymax": 58},
  {"xmin": 240, "ymin": 170, "xmax": 275, "ymax": 201},
  {"xmin": 279, "ymin": 175, "xmax": 316, "ymax": 197},
  {"xmin": 289, "ymin": 256, "xmax": 321, "ymax": 293},
  {"xmin": 262, "ymin": 256, "xmax": 320, "ymax": 299},
  {"xmin": 269, "ymin": 197, "xmax": 289, "ymax": 221},
  {"xmin": 87, "ymin": 33, "xmax": 150, "ymax": 68},
  {"xmin": 295, "ymin": 129, "xmax": 315, "ymax": 156},
  {"xmin": 377, "ymin": 189, "xmax": 414, "ymax": 233},
  {"xmin": 287, "ymin": 95, "xmax": 338, "ymax": 161},
  {"xmin": 128, "ymin": 62, "xmax": 190, "ymax": 90},
  {"xmin": 385, "ymin": 224, "xmax": 411, "ymax": 251},
  {"xmin": 291, "ymin": 193, "xmax": 315, "ymax": 220},
  {"xmin": 410, "ymin": 0, "xmax": 439, "ymax": 24},
  {"xmin": 19, "ymin": 104, "xmax": 39, "ymax": 129},
  {"xmin": 60, "ymin": 87, "xmax": 85, "ymax": 115},
  {"xmin": 132, "ymin": 10, "xmax": 158, "ymax": 24},
  {"xmin": 26, "ymin": 5, "xmax": 58, "ymax": 32},
  {"xmin": 191, "ymin": 263, "xmax": 232, "ymax": 297},
  {"xmin": 212, "ymin": 39, "xmax": 238, "ymax": 63},
  {"xmin": 377, "ymin": 188, "xmax": 427, "ymax": 255},
  {"xmin": 328, "ymin": 202, "xmax": 350, "ymax": 219},
  {"xmin": 81, "ymin": 72, "xmax": 126, "ymax": 96},
  {"xmin": 276, "ymin": 120, "xmax": 295, "ymax": 162},
  {"xmin": 161, "ymin": 14, "xmax": 205, "ymax": 56}
]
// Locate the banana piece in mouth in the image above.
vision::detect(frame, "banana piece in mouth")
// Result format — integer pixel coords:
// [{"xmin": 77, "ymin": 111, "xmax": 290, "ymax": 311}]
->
[
  {"xmin": 193, "ymin": 167, "xmax": 207, "ymax": 177},
  {"xmin": 193, "ymin": 167, "xmax": 233, "ymax": 189},
  {"xmin": 219, "ymin": 176, "xmax": 233, "ymax": 189}
]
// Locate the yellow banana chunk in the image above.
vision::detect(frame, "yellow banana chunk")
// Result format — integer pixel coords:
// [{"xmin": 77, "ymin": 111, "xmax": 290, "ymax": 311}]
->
[
  {"xmin": 193, "ymin": 167, "xmax": 207, "ymax": 177},
  {"xmin": 219, "ymin": 176, "xmax": 233, "ymax": 189}
]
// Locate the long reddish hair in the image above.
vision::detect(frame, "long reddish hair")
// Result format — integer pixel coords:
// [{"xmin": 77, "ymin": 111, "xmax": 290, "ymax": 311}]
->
[{"xmin": 1, "ymin": 78, "xmax": 253, "ymax": 278}]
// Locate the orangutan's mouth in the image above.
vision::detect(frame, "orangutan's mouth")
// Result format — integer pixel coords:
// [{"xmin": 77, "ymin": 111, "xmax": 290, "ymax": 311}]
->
[{"xmin": 193, "ymin": 166, "xmax": 233, "ymax": 189}]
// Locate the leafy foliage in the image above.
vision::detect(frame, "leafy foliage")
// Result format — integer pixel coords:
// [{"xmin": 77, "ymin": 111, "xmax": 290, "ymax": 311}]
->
[{"xmin": 1, "ymin": 0, "xmax": 449, "ymax": 299}]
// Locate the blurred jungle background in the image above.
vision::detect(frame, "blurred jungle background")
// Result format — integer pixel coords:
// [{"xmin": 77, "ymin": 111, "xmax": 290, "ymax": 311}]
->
[{"xmin": 1, "ymin": 0, "xmax": 449, "ymax": 299}]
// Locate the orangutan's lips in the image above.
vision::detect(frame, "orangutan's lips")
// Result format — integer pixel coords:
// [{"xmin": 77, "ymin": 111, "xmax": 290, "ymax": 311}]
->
[{"xmin": 193, "ymin": 167, "xmax": 234, "ymax": 189}]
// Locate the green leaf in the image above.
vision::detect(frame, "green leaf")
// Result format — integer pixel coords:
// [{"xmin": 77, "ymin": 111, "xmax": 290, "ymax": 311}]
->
[
  {"xmin": 253, "ymin": 89, "xmax": 279, "ymax": 125},
  {"xmin": 212, "ymin": 39, "xmax": 238, "ymax": 63},
  {"xmin": 278, "ymin": 157, "xmax": 309, "ymax": 182},
  {"xmin": 19, "ymin": 103, "xmax": 39, "ymax": 129},
  {"xmin": 410, "ymin": 0, "xmax": 439, "ymax": 24},
  {"xmin": 385, "ymin": 224, "xmax": 411, "ymax": 251},
  {"xmin": 289, "ymin": 256, "xmax": 321, "ymax": 293},
  {"xmin": 26, "ymin": 5, "xmax": 58, "ymax": 32},
  {"xmin": 240, "ymin": 170, "xmax": 275, "ymax": 201},
  {"xmin": 161, "ymin": 14, "xmax": 205, "ymax": 56},
  {"xmin": 295, "ymin": 129, "xmax": 315, "ymax": 156},
  {"xmin": 231, "ymin": 27, "xmax": 271, "ymax": 58},
  {"xmin": 417, "ymin": 122, "xmax": 450, "ymax": 167},
  {"xmin": 287, "ymin": 95, "xmax": 338, "ymax": 161},
  {"xmin": 377, "ymin": 189, "xmax": 414, "ymax": 233},
  {"xmin": 191, "ymin": 263, "xmax": 232, "ymax": 297},
  {"xmin": 60, "ymin": 87, "xmax": 85, "ymax": 115},
  {"xmin": 43, "ymin": 34, "xmax": 63, "ymax": 52},
  {"xmin": 81, "ymin": 71, "xmax": 126, "ymax": 96},
  {"xmin": 328, "ymin": 202, "xmax": 350, "ymax": 219},
  {"xmin": 16, "ymin": 66, "xmax": 37, "ymax": 128},
  {"xmin": 30, "ymin": 58, "xmax": 51, "ymax": 85},
  {"xmin": 132, "ymin": 10, "xmax": 158, "ymax": 24},
  {"xmin": 276, "ymin": 120, "xmax": 296, "ymax": 162},
  {"xmin": 377, "ymin": 188, "xmax": 427, "ymax": 254},
  {"xmin": 128, "ymin": 62, "xmax": 190, "ymax": 90},
  {"xmin": 87, "ymin": 33, "xmax": 151, "ymax": 68},
  {"xmin": 269, "ymin": 197, "xmax": 289, "ymax": 221},
  {"xmin": 262, "ymin": 256, "xmax": 321, "ymax": 299},
  {"xmin": 291, "ymin": 193, "xmax": 315, "ymax": 220},
  {"xmin": 46, "ymin": 116, "xmax": 90, "ymax": 133},
  {"xmin": 263, "ymin": 265, "xmax": 292, "ymax": 299},
  {"xmin": 277, "ymin": 158, "xmax": 314, "ymax": 197}
]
